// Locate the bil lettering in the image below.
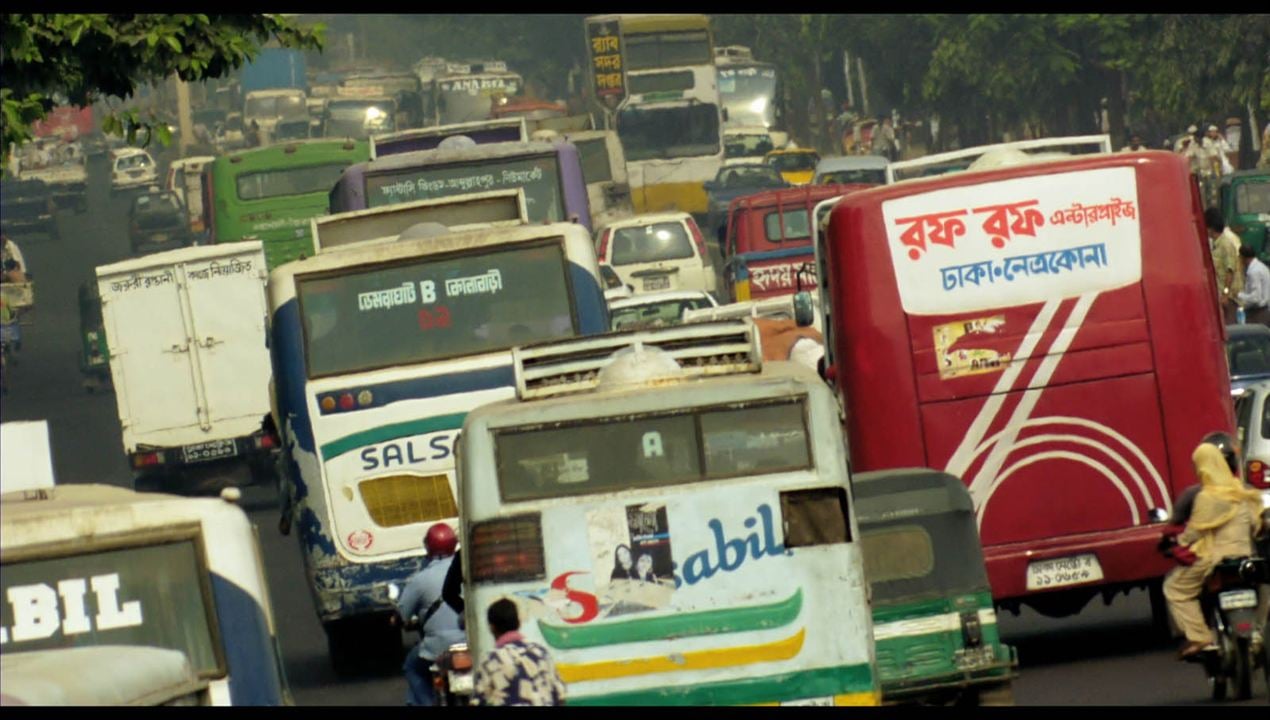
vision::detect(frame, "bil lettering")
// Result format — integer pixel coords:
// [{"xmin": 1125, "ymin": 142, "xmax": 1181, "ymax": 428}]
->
[{"xmin": 1, "ymin": 572, "xmax": 144, "ymax": 645}]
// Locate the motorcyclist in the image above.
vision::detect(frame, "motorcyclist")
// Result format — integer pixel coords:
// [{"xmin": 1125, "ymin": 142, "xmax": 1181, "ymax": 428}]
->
[
  {"xmin": 2, "ymin": 234, "xmax": 28, "ymax": 283},
  {"xmin": 1162, "ymin": 442, "xmax": 1264, "ymax": 659},
  {"xmin": 395, "ymin": 522, "xmax": 466, "ymax": 706},
  {"xmin": 1169, "ymin": 431, "xmax": 1241, "ymax": 525}
]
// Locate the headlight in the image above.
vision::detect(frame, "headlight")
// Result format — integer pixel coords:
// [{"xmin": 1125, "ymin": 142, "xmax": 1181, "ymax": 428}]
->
[
  {"xmin": 749, "ymin": 97, "xmax": 768, "ymax": 115},
  {"xmin": 365, "ymin": 106, "xmax": 385, "ymax": 122}
]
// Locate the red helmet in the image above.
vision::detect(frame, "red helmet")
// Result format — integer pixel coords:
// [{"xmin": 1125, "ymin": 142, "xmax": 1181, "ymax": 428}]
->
[{"xmin": 424, "ymin": 522, "xmax": 457, "ymax": 557}]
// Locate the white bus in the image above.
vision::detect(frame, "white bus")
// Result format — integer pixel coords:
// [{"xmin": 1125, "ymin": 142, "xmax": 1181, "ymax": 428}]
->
[
  {"xmin": 588, "ymin": 15, "xmax": 725, "ymax": 218},
  {"xmin": 456, "ymin": 321, "xmax": 881, "ymax": 706},
  {"xmin": 0, "ymin": 422, "xmax": 289, "ymax": 706}
]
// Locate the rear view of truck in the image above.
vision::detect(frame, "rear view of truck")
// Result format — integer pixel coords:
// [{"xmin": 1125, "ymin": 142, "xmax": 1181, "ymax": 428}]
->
[{"xmin": 96, "ymin": 242, "xmax": 279, "ymax": 493}]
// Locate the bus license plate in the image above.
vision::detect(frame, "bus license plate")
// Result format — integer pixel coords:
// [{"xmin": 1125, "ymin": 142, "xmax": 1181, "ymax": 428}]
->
[
  {"xmin": 182, "ymin": 439, "xmax": 238, "ymax": 464},
  {"xmin": 1025, "ymin": 554, "xmax": 1103, "ymax": 591},
  {"xmin": 1218, "ymin": 589, "xmax": 1257, "ymax": 610},
  {"xmin": 643, "ymin": 275, "xmax": 670, "ymax": 291}
]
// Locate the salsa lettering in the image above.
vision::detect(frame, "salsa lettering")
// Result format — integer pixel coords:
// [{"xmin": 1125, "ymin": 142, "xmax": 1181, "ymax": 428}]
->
[{"xmin": 359, "ymin": 431, "xmax": 457, "ymax": 471}]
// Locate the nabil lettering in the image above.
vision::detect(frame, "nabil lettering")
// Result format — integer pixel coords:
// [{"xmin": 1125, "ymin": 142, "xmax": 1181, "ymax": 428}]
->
[{"xmin": 672, "ymin": 504, "xmax": 785, "ymax": 588}]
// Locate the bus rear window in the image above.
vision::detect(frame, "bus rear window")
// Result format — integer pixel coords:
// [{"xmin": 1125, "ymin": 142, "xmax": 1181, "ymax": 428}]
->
[
  {"xmin": 763, "ymin": 204, "xmax": 832, "ymax": 243},
  {"xmin": 365, "ymin": 154, "xmax": 564, "ymax": 223},
  {"xmin": 0, "ymin": 538, "xmax": 222, "ymax": 677},
  {"xmin": 860, "ymin": 525, "xmax": 935, "ymax": 584},
  {"xmin": 494, "ymin": 398, "xmax": 811, "ymax": 501},
  {"xmin": 236, "ymin": 163, "xmax": 352, "ymax": 201},
  {"xmin": 575, "ymin": 139, "xmax": 613, "ymax": 184},
  {"xmin": 296, "ymin": 240, "xmax": 576, "ymax": 378}
]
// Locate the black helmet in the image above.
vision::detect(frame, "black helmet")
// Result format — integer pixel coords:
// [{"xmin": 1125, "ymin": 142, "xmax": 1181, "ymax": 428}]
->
[{"xmin": 1201, "ymin": 431, "xmax": 1240, "ymax": 475}]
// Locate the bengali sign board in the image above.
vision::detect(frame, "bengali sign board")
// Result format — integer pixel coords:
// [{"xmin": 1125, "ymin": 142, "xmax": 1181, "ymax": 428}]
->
[
  {"xmin": 588, "ymin": 20, "xmax": 626, "ymax": 102},
  {"xmin": 881, "ymin": 167, "xmax": 1142, "ymax": 316}
]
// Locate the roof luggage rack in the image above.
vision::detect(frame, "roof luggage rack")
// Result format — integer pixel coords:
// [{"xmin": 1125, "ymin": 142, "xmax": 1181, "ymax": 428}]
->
[
  {"xmin": 886, "ymin": 134, "xmax": 1112, "ymax": 184},
  {"xmin": 312, "ymin": 189, "xmax": 528, "ymax": 252},
  {"xmin": 512, "ymin": 320, "xmax": 762, "ymax": 400}
]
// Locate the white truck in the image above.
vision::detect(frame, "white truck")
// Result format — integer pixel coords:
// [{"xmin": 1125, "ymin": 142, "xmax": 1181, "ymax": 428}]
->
[
  {"xmin": 10, "ymin": 140, "xmax": 89, "ymax": 213},
  {"xmin": 96, "ymin": 242, "xmax": 279, "ymax": 492}
]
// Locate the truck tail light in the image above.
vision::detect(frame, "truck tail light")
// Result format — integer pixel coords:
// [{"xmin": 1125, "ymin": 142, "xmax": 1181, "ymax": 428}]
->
[
  {"xmin": 596, "ymin": 228, "xmax": 612, "ymax": 260},
  {"xmin": 1247, "ymin": 460, "xmax": 1268, "ymax": 489},
  {"xmin": 469, "ymin": 514, "xmax": 545, "ymax": 583},
  {"xmin": 686, "ymin": 218, "xmax": 708, "ymax": 259},
  {"xmin": 132, "ymin": 451, "xmax": 165, "ymax": 469}
]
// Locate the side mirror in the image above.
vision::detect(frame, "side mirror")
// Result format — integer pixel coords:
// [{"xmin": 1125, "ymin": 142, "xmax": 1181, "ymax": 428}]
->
[
  {"xmin": 1147, "ymin": 507, "xmax": 1169, "ymax": 524},
  {"xmin": 793, "ymin": 291, "xmax": 815, "ymax": 328}
]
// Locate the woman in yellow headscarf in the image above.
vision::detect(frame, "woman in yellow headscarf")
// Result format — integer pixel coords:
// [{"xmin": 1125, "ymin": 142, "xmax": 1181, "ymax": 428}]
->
[{"xmin": 1163, "ymin": 442, "xmax": 1264, "ymax": 658}]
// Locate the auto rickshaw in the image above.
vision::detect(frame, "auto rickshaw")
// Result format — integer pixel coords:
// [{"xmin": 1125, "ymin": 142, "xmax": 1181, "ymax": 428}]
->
[
  {"xmin": 852, "ymin": 468, "xmax": 1018, "ymax": 706},
  {"xmin": 77, "ymin": 279, "xmax": 110, "ymax": 393},
  {"xmin": 1220, "ymin": 168, "xmax": 1270, "ymax": 260},
  {"xmin": 765, "ymin": 148, "xmax": 820, "ymax": 186}
]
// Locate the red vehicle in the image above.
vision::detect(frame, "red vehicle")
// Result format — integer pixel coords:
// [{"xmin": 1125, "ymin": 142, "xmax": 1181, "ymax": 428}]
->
[
  {"xmin": 724, "ymin": 184, "xmax": 871, "ymax": 302},
  {"xmin": 32, "ymin": 105, "xmax": 95, "ymax": 141},
  {"xmin": 490, "ymin": 97, "xmax": 568, "ymax": 122},
  {"xmin": 811, "ymin": 138, "xmax": 1233, "ymax": 621}
]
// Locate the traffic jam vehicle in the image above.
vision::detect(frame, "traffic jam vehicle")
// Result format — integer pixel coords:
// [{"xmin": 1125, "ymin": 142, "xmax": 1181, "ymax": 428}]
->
[
  {"xmin": 804, "ymin": 136, "xmax": 1235, "ymax": 623},
  {"xmin": 595, "ymin": 212, "xmax": 718, "ymax": 296},
  {"xmin": 457, "ymin": 321, "xmax": 881, "ymax": 706},
  {"xmin": 724, "ymin": 184, "xmax": 870, "ymax": 303}
]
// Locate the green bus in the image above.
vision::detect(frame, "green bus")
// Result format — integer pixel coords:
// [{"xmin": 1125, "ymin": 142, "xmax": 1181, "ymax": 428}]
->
[{"xmin": 203, "ymin": 139, "xmax": 370, "ymax": 269}]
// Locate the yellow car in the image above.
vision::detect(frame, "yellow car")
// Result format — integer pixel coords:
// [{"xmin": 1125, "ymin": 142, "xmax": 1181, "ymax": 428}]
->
[{"xmin": 766, "ymin": 148, "xmax": 821, "ymax": 186}]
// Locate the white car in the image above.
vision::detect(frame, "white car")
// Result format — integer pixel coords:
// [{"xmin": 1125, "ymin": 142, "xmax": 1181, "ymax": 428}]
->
[
  {"xmin": 608, "ymin": 290, "xmax": 718, "ymax": 332},
  {"xmin": 595, "ymin": 212, "xmax": 718, "ymax": 296},
  {"xmin": 1232, "ymin": 379, "xmax": 1270, "ymax": 501},
  {"xmin": 110, "ymin": 148, "xmax": 158, "ymax": 194}
]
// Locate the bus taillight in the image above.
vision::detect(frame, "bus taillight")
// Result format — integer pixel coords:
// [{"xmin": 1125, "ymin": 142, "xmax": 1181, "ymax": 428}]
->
[
  {"xmin": 1247, "ymin": 460, "xmax": 1267, "ymax": 489},
  {"xmin": 686, "ymin": 217, "xmax": 708, "ymax": 260},
  {"xmin": 469, "ymin": 514, "xmax": 545, "ymax": 583},
  {"xmin": 596, "ymin": 228, "xmax": 612, "ymax": 260}
]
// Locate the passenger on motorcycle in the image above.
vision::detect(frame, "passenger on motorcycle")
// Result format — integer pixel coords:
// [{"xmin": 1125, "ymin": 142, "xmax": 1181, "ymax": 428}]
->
[
  {"xmin": 1164, "ymin": 442, "xmax": 1265, "ymax": 659},
  {"xmin": 395, "ymin": 522, "xmax": 466, "ymax": 706}
]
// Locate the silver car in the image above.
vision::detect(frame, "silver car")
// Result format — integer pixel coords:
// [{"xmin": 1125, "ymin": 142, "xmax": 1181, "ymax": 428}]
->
[{"xmin": 1232, "ymin": 379, "xmax": 1270, "ymax": 500}]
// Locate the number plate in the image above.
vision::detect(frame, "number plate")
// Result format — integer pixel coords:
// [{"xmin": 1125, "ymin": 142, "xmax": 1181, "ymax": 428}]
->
[
  {"xmin": 1218, "ymin": 589, "xmax": 1257, "ymax": 610},
  {"xmin": 643, "ymin": 275, "xmax": 670, "ymax": 291},
  {"xmin": 1025, "ymin": 554, "xmax": 1103, "ymax": 591},
  {"xmin": 182, "ymin": 438, "xmax": 238, "ymax": 464},
  {"xmin": 448, "ymin": 672, "xmax": 473, "ymax": 694}
]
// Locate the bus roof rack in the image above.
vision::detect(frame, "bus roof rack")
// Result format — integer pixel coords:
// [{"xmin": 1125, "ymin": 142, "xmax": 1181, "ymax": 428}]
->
[
  {"xmin": 371, "ymin": 118, "xmax": 529, "ymax": 159},
  {"xmin": 513, "ymin": 320, "xmax": 762, "ymax": 400},
  {"xmin": 886, "ymin": 134, "xmax": 1112, "ymax": 184},
  {"xmin": 312, "ymin": 189, "xmax": 529, "ymax": 252}
]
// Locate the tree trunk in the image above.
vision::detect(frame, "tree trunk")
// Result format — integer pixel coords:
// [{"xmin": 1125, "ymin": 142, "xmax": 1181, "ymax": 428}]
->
[{"xmin": 1106, "ymin": 69, "xmax": 1127, "ymax": 150}]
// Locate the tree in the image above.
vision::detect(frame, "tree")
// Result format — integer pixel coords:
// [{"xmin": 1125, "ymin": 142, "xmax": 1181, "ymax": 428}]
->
[{"xmin": 1, "ymin": 14, "xmax": 323, "ymax": 165}]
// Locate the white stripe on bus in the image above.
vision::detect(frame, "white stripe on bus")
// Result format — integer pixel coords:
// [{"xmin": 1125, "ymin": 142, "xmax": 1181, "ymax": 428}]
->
[{"xmin": 871, "ymin": 609, "xmax": 998, "ymax": 642}]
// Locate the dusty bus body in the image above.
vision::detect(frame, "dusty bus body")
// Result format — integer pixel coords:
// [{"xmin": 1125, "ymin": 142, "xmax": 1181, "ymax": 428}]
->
[{"xmin": 812, "ymin": 138, "xmax": 1233, "ymax": 619}]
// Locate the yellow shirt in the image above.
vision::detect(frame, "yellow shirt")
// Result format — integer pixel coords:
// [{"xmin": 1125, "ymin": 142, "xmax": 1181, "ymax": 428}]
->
[{"xmin": 1211, "ymin": 228, "xmax": 1244, "ymax": 300}]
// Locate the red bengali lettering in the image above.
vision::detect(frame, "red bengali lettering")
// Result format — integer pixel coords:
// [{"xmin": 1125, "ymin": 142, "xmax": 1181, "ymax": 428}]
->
[
  {"xmin": 973, "ymin": 200, "xmax": 1044, "ymax": 249},
  {"xmin": 894, "ymin": 210, "xmax": 969, "ymax": 260}
]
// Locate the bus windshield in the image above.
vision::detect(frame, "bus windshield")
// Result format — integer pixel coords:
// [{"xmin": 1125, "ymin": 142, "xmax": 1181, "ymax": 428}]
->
[
  {"xmin": 618, "ymin": 104, "xmax": 720, "ymax": 161},
  {"xmin": 245, "ymin": 95, "xmax": 306, "ymax": 121},
  {"xmin": 236, "ymin": 163, "xmax": 352, "ymax": 201},
  {"xmin": 325, "ymin": 100, "xmax": 396, "ymax": 139},
  {"xmin": 719, "ymin": 67, "xmax": 777, "ymax": 127},
  {"xmin": 494, "ymin": 398, "xmax": 811, "ymax": 501},
  {"xmin": 365, "ymin": 154, "xmax": 564, "ymax": 222},
  {"xmin": 0, "ymin": 538, "xmax": 222, "ymax": 677},
  {"xmin": 297, "ymin": 240, "xmax": 577, "ymax": 378},
  {"xmin": 437, "ymin": 76, "xmax": 522, "ymax": 124}
]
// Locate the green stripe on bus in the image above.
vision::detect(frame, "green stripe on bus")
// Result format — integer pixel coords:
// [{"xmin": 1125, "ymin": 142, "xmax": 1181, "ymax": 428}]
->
[
  {"xmin": 538, "ymin": 589, "xmax": 802, "ymax": 650},
  {"xmin": 568, "ymin": 662, "xmax": 875, "ymax": 706},
  {"xmin": 319, "ymin": 413, "xmax": 467, "ymax": 461}
]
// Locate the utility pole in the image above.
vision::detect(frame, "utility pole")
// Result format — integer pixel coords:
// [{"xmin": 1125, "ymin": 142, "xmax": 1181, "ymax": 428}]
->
[
  {"xmin": 856, "ymin": 57, "xmax": 870, "ymax": 117},
  {"xmin": 843, "ymin": 50, "xmax": 854, "ymax": 108},
  {"xmin": 174, "ymin": 74, "xmax": 194, "ymax": 156}
]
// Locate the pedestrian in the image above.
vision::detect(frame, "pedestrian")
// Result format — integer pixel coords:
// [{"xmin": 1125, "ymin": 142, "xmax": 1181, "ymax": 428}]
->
[
  {"xmin": 872, "ymin": 116, "xmax": 898, "ymax": 161},
  {"xmin": 472, "ymin": 598, "xmax": 566, "ymax": 706},
  {"xmin": 1163, "ymin": 443, "xmax": 1263, "ymax": 659},
  {"xmin": 395, "ymin": 523, "xmax": 466, "ymax": 706},
  {"xmin": 1201, "ymin": 124, "xmax": 1234, "ymax": 175},
  {"xmin": 1234, "ymin": 244, "xmax": 1270, "ymax": 326},
  {"xmin": 1260, "ymin": 121, "xmax": 1270, "ymax": 170},
  {"xmin": 1120, "ymin": 133, "xmax": 1148, "ymax": 152},
  {"xmin": 1204, "ymin": 208, "xmax": 1244, "ymax": 323}
]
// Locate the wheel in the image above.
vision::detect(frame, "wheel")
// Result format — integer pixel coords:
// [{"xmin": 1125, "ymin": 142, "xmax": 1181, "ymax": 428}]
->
[
  {"xmin": 1147, "ymin": 580, "xmax": 1174, "ymax": 640},
  {"xmin": 1233, "ymin": 636, "xmax": 1252, "ymax": 701},
  {"xmin": 1212, "ymin": 619, "xmax": 1234, "ymax": 701}
]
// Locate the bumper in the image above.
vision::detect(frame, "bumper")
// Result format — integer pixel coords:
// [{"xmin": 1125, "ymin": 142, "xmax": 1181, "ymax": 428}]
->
[
  {"xmin": 307, "ymin": 555, "xmax": 422, "ymax": 622},
  {"xmin": 112, "ymin": 177, "xmax": 158, "ymax": 191},
  {"xmin": 881, "ymin": 651, "xmax": 1017, "ymax": 702},
  {"xmin": 985, "ymin": 524, "xmax": 1174, "ymax": 601}
]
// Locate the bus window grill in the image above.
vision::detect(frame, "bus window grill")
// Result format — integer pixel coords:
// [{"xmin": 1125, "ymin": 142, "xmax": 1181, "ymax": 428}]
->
[
  {"xmin": 513, "ymin": 321, "xmax": 762, "ymax": 400},
  {"xmin": 359, "ymin": 474, "xmax": 457, "ymax": 528}
]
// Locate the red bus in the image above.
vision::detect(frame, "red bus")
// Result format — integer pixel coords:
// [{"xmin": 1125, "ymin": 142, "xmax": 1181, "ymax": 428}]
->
[
  {"xmin": 724, "ymin": 184, "xmax": 871, "ymax": 303},
  {"xmin": 809, "ymin": 137, "xmax": 1232, "ymax": 621}
]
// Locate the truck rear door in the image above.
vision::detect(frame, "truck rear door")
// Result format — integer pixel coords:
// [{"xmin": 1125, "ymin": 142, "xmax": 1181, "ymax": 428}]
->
[
  {"xmin": 99, "ymin": 268, "xmax": 201, "ymax": 445},
  {"xmin": 180, "ymin": 249, "xmax": 272, "ymax": 433}
]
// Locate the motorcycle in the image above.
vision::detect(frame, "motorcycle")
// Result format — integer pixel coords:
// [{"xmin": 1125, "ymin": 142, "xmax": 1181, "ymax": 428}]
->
[
  {"xmin": 1158, "ymin": 529, "xmax": 1269, "ymax": 701},
  {"xmin": 430, "ymin": 642, "xmax": 475, "ymax": 707}
]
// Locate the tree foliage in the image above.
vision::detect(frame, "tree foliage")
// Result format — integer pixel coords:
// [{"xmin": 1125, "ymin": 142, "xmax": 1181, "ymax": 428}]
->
[{"xmin": 1, "ymin": 14, "xmax": 323, "ymax": 162}]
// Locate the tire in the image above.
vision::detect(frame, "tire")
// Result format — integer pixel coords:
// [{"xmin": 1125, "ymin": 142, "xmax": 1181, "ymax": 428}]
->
[
  {"xmin": 1147, "ymin": 579, "xmax": 1174, "ymax": 640},
  {"xmin": 1233, "ymin": 637, "xmax": 1252, "ymax": 701}
]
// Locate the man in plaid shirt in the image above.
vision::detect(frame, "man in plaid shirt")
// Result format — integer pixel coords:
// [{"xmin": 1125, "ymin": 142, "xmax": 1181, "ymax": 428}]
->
[{"xmin": 473, "ymin": 599, "xmax": 566, "ymax": 706}]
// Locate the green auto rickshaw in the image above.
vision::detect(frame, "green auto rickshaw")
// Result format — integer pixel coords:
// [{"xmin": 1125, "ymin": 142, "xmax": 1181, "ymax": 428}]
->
[
  {"xmin": 78, "ymin": 279, "xmax": 111, "ymax": 393},
  {"xmin": 853, "ymin": 468, "xmax": 1018, "ymax": 705},
  {"xmin": 1221, "ymin": 169, "xmax": 1270, "ymax": 259}
]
